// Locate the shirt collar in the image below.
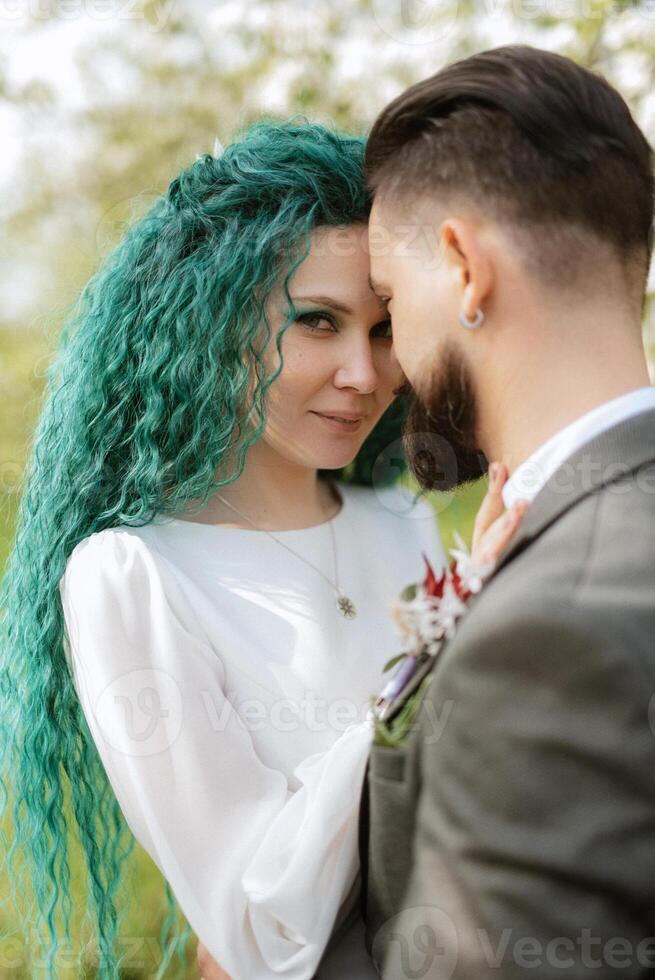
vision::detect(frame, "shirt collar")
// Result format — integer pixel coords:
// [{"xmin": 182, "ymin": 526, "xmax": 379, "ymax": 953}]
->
[{"xmin": 502, "ymin": 386, "xmax": 655, "ymax": 510}]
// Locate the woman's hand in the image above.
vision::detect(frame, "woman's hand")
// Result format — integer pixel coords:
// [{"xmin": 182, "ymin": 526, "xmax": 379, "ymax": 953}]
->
[
  {"xmin": 196, "ymin": 940, "xmax": 233, "ymax": 980},
  {"xmin": 471, "ymin": 462, "xmax": 529, "ymax": 567}
]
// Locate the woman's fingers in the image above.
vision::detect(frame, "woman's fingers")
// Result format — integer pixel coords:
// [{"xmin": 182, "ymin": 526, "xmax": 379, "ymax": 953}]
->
[
  {"xmin": 471, "ymin": 462, "xmax": 508, "ymax": 555},
  {"xmin": 472, "ymin": 499, "xmax": 530, "ymax": 567}
]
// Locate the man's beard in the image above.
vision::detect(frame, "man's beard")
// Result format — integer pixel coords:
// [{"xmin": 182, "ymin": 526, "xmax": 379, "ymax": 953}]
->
[{"xmin": 397, "ymin": 341, "xmax": 488, "ymax": 492}]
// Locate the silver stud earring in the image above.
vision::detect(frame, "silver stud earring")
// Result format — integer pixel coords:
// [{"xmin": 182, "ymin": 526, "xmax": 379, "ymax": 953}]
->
[{"xmin": 459, "ymin": 307, "xmax": 485, "ymax": 330}]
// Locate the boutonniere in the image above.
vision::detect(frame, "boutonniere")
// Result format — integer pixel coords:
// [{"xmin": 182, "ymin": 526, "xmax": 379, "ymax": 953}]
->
[{"xmin": 370, "ymin": 532, "xmax": 497, "ymax": 747}]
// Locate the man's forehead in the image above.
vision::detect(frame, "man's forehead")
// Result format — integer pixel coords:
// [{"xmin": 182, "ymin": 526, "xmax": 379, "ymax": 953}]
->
[
  {"xmin": 367, "ymin": 271, "xmax": 388, "ymax": 295},
  {"xmin": 368, "ymin": 204, "xmax": 439, "ymax": 274},
  {"xmin": 368, "ymin": 194, "xmax": 396, "ymax": 229},
  {"xmin": 369, "ymin": 195, "xmax": 429, "ymax": 248},
  {"xmin": 370, "ymin": 191, "xmax": 451, "ymax": 229},
  {"xmin": 366, "ymin": 236, "xmax": 392, "ymax": 293}
]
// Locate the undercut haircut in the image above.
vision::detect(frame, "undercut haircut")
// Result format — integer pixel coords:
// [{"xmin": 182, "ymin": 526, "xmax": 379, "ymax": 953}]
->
[{"xmin": 365, "ymin": 45, "xmax": 654, "ymax": 295}]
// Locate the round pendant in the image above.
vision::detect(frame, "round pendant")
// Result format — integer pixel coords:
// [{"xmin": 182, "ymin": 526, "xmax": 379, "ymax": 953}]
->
[{"xmin": 336, "ymin": 594, "xmax": 357, "ymax": 619}]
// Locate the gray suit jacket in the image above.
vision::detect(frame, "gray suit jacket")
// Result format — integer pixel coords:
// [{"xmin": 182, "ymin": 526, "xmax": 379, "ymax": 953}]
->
[{"xmin": 360, "ymin": 406, "xmax": 655, "ymax": 979}]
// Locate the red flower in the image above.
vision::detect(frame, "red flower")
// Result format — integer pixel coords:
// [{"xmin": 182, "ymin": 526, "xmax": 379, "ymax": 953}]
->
[
  {"xmin": 421, "ymin": 552, "xmax": 446, "ymax": 598},
  {"xmin": 421, "ymin": 552, "xmax": 473, "ymax": 605}
]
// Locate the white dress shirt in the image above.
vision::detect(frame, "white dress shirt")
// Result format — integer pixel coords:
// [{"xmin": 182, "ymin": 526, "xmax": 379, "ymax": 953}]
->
[
  {"xmin": 502, "ymin": 386, "xmax": 655, "ymax": 510},
  {"xmin": 59, "ymin": 479, "xmax": 446, "ymax": 980}
]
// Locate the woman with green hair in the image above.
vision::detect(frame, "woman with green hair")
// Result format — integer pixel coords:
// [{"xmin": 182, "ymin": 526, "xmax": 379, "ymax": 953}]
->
[{"xmin": 0, "ymin": 117, "xmax": 511, "ymax": 980}]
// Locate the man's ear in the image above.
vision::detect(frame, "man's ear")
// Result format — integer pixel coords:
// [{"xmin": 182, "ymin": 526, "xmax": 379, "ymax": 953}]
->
[{"xmin": 439, "ymin": 217, "xmax": 493, "ymax": 321}]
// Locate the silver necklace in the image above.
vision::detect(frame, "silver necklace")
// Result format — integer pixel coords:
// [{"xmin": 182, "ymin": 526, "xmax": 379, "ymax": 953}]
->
[{"xmin": 213, "ymin": 486, "xmax": 357, "ymax": 619}]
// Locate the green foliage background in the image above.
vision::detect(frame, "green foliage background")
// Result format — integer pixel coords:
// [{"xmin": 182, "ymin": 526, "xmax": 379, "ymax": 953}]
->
[{"xmin": 0, "ymin": 1, "xmax": 653, "ymax": 975}]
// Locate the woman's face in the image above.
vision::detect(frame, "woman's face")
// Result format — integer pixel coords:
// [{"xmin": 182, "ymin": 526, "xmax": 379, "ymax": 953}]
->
[{"xmin": 260, "ymin": 222, "xmax": 405, "ymax": 471}]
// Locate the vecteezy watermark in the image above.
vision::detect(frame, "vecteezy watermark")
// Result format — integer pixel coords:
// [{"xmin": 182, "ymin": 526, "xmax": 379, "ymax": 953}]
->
[
  {"xmin": 370, "ymin": 0, "xmax": 655, "ymax": 47},
  {"xmin": 488, "ymin": 0, "xmax": 655, "ymax": 20},
  {"xmin": 372, "ymin": 906, "xmax": 459, "ymax": 980},
  {"xmin": 92, "ymin": 667, "xmax": 184, "ymax": 757},
  {"xmin": 477, "ymin": 928, "xmax": 655, "ymax": 970},
  {"xmin": 372, "ymin": 434, "xmax": 460, "ymax": 517},
  {"xmin": 309, "ymin": 220, "xmax": 445, "ymax": 270},
  {"xmin": 0, "ymin": 0, "xmax": 177, "ymax": 32},
  {"xmin": 0, "ymin": 930, "xmax": 185, "ymax": 971},
  {"xmin": 508, "ymin": 454, "xmax": 655, "ymax": 499},
  {"xmin": 371, "ymin": 0, "xmax": 461, "ymax": 46},
  {"xmin": 372, "ymin": 910, "xmax": 655, "ymax": 978},
  {"xmin": 84, "ymin": 668, "xmax": 454, "ymax": 754},
  {"xmin": 94, "ymin": 210, "xmax": 450, "ymax": 273},
  {"xmin": 204, "ymin": 688, "xmax": 454, "ymax": 745}
]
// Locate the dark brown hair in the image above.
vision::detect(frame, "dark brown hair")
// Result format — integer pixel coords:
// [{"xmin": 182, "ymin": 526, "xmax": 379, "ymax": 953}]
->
[{"xmin": 365, "ymin": 44, "xmax": 654, "ymax": 292}]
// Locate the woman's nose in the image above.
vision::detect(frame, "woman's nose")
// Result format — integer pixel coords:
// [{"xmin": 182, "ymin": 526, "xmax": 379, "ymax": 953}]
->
[{"xmin": 334, "ymin": 338, "xmax": 379, "ymax": 392}]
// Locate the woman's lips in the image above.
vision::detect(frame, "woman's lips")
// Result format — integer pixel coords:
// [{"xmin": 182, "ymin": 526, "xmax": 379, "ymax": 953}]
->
[{"xmin": 310, "ymin": 411, "xmax": 364, "ymax": 432}]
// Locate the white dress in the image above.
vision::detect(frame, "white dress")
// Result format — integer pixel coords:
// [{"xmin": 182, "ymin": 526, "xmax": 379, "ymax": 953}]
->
[{"xmin": 58, "ymin": 480, "xmax": 446, "ymax": 980}]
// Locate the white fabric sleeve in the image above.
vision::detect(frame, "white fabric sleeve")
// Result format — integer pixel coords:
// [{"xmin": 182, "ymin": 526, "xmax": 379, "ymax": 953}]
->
[{"xmin": 59, "ymin": 530, "xmax": 374, "ymax": 980}]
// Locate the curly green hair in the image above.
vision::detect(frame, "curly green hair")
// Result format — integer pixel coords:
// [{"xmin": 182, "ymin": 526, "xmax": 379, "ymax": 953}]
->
[{"xmin": 0, "ymin": 117, "xmax": 410, "ymax": 978}]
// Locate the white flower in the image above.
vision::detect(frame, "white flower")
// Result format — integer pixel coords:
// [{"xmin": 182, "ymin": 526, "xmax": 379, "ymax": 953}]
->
[{"xmin": 390, "ymin": 534, "xmax": 497, "ymax": 656}]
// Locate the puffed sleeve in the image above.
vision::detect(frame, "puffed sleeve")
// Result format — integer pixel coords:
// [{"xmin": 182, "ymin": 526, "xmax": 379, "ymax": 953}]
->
[{"xmin": 59, "ymin": 530, "xmax": 374, "ymax": 980}]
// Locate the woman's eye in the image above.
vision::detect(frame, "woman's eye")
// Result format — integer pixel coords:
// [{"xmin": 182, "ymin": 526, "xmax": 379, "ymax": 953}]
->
[
  {"xmin": 371, "ymin": 318, "xmax": 393, "ymax": 339},
  {"xmin": 297, "ymin": 313, "xmax": 336, "ymax": 333}
]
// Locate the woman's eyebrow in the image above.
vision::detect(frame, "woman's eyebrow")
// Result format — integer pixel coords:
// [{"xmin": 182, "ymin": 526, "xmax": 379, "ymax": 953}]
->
[
  {"xmin": 290, "ymin": 294, "xmax": 353, "ymax": 314},
  {"xmin": 290, "ymin": 293, "xmax": 389, "ymax": 314}
]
